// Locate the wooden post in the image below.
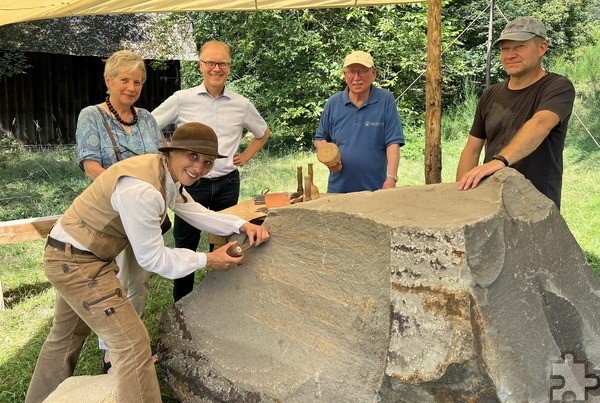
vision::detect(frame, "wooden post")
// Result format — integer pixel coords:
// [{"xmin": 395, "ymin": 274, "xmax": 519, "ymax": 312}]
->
[{"xmin": 425, "ymin": 0, "xmax": 442, "ymax": 184}]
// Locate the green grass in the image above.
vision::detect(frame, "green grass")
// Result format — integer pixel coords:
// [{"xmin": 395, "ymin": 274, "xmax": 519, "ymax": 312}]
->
[
  {"xmin": 0, "ymin": 137, "xmax": 598, "ymax": 402},
  {"xmin": 560, "ymin": 146, "xmax": 600, "ymax": 268},
  {"xmin": 0, "ymin": 145, "xmax": 87, "ymax": 221}
]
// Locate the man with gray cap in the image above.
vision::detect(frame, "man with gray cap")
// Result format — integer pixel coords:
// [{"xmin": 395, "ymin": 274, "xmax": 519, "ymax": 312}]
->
[
  {"xmin": 456, "ymin": 16, "xmax": 575, "ymax": 209},
  {"xmin": 315, "ymin": 50, "xmax": 405, "ymax": 193}
]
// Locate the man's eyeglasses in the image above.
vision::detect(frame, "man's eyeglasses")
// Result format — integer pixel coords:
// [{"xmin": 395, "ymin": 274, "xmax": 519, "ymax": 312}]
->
[
  {"xmin": 201, "ymin": 60, "xmax": 231, "ymax": 69},
  {"xmin": 343, "ymin": 68, "xmax": 372, "ymax": 77}
]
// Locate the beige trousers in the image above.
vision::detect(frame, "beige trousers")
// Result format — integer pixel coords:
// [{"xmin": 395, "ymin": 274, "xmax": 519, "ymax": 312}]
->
[
  {"xmin": 98, "ymin": 244, "xmax": 150, "ymax": 351},
  {"xmin": 25, "ymin": 242, "xmax": 161, "ymax": 403}
]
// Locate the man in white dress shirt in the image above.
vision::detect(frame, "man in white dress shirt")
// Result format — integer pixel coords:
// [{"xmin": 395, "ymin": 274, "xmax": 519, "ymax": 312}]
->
[{"xmin": 152, "ymin": 40, "xmax": 271, "ymax": 301}]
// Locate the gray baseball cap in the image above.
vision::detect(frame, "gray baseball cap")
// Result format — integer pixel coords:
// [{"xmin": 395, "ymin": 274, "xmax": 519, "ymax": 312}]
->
[{"xmin": 493, "ymin": 17, "xmax": 547, "ymax": 46}]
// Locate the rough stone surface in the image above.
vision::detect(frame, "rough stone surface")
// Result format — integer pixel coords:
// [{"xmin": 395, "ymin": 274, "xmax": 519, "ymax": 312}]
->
[
  {"xmin": 43, "ymin": 375, "xmax": 116, "ymax": 403},
  {"xmin": 158, "ymin": 168, "xmax": 600, "ymax": 402}
]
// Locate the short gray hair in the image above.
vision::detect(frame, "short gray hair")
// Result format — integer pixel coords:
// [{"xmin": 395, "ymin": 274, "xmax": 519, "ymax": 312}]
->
[{"xmin": 103, "ymin": 50, "xmax": 147, "ymax": 83}]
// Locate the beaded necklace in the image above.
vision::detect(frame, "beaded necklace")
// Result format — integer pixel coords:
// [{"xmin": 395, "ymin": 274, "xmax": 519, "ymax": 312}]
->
[{"xmin": 105, "ymin": 96, "xmax": 138, "ymax": 126}]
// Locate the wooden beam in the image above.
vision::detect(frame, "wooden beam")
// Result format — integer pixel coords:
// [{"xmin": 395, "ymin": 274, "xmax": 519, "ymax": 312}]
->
[
  {"xmin": 0, "ymin": 215, "xmax": 60, "ymax": 245},
  {"xmin": 425, "ymin": 0, "xmax": 442, "ymax": 184},
  {"xmin": 0, "ymin": 215, "xmax": 60, "ymax": 309}
]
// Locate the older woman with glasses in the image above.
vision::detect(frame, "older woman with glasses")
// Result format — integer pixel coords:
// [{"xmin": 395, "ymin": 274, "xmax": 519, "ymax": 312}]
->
[{"xmin": 74, "ymin": 49, "xmax": 166, "ymax": 374}]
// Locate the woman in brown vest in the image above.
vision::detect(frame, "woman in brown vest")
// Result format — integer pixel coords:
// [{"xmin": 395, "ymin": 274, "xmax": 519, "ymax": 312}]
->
[{"xmin": 26, "ymin": 122, "xmax": 269, "ymax": 403}]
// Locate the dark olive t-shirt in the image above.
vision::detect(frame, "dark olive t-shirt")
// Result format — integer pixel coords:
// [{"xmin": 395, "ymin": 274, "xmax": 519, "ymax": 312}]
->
[{"xmin": 470, "ymin": 72, "xmax": 575, "ymax": 209}]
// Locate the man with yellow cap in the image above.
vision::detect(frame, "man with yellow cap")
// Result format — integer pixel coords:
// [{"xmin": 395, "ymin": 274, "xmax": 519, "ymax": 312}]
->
[{"xmin": 315, "ymin": 50, "xmax": 405, "ymax": 193}]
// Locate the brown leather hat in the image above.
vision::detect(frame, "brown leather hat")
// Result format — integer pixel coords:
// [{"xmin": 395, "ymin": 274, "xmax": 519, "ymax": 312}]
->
[{"xmin": 159, "ymin": 122, "xmax": 226, "ymax": 158}]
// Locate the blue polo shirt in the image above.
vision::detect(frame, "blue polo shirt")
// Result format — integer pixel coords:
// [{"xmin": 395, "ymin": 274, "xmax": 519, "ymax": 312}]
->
[{"xmin": 315, "ymin": 85, "xmax": 404, "ymax": 193}]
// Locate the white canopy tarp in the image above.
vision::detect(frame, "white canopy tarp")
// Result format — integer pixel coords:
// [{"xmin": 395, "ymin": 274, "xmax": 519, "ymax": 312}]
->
[{"xmin": 0, "ymin": 0, "xmax": 422, "ymax": 27}]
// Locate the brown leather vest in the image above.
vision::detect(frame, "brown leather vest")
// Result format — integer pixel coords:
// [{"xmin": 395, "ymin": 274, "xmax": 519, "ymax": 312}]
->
[{"xmin": 61, "ymin": 154, "xmax": 168, "ymax": 261}]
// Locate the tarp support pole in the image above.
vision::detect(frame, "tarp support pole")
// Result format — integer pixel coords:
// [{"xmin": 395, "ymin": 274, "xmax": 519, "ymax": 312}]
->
[{"xmin": 425, "ymin": 0, "xmax": 442, "ymax": 184}]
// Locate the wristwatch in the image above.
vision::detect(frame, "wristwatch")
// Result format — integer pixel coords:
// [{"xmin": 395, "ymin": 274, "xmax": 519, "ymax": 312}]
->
[
  {"xmin": 387, "ymin": 174, "xmax": 399, "ymax": 182},
  {"xmin": 491, "ymin": 154, "xmax": 509, "ymax": 167}
]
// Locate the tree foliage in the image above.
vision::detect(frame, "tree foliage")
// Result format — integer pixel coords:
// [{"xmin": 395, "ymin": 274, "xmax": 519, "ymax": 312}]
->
[
  {"xmin": 180, "ymin": 5, "xmax": 466, "ymax": 147},
  {"xmin": 0, "ymin": 13, "xmax": 195, "ymax": 76},
  {"xmin": 0, "ymin": 15, "xmax": 149, "ymax": 56},
  {"xmin": 0, "ymin": 0, "xmax": 598, "ymax": 146},
  {"xmin": 0, "ymin": 50, "xmax": 31, "ymax": 78},
  {"xmin": 168, "ymin": 0, "xmax": 598, "ymax": 146},
  {"xmin": 551, "ymin": 42, "xmax": 600, "ymax": 152},
  {"xmin": 445, "ymin": 0, "xmax": 600, "ymax": 87}
]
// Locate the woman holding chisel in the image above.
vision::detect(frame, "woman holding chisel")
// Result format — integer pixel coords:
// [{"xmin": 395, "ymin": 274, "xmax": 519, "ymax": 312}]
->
[{"xmin": 26, "ymin": 122, "xmax": 269, "ymax": 403}]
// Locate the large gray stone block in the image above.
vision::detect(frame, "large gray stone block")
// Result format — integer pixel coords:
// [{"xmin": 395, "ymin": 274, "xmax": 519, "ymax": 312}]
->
[{"xmin": 158, "ymin": 168, "xmax": 600, "ymax": 402}]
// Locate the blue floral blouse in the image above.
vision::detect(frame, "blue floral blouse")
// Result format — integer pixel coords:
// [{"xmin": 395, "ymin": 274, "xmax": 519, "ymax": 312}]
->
[{"xmin": 76, "ymin": 105, "xmax": 163, "ymax": 171}]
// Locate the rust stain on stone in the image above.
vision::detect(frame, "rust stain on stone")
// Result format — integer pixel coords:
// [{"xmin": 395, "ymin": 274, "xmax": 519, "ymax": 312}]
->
[
  {"xmin": 469, "ymin": 295, "xmax": 486, "ymax": 355},
  {"xmin": 468, "ymin": 294, "xmax": 496, "ymax": 389},
  {"xmin": 390, "ymin": 369, "xmax": 425, "ymax": 384},
  {"xmin": 452, "ymin": 248, "xmax": 465, "ymax": 265},
  {"xmin": 422, "ymin": 291, "xmax": 470, "ymax": 319},
  {"xmin": 391, "ymin": 282, "xmax": 470, "ymax": 319}
]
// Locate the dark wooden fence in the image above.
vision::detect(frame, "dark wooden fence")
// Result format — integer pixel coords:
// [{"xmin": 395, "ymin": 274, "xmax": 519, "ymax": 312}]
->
[{"xmin": 0, "ymin": 52, "xmax": 180, "ymax": 145}]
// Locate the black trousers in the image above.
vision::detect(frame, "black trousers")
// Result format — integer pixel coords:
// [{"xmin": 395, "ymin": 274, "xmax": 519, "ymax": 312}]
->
[{"xmin": 172, "ymin": 170, "xmax": 240, "ymax": 302}]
